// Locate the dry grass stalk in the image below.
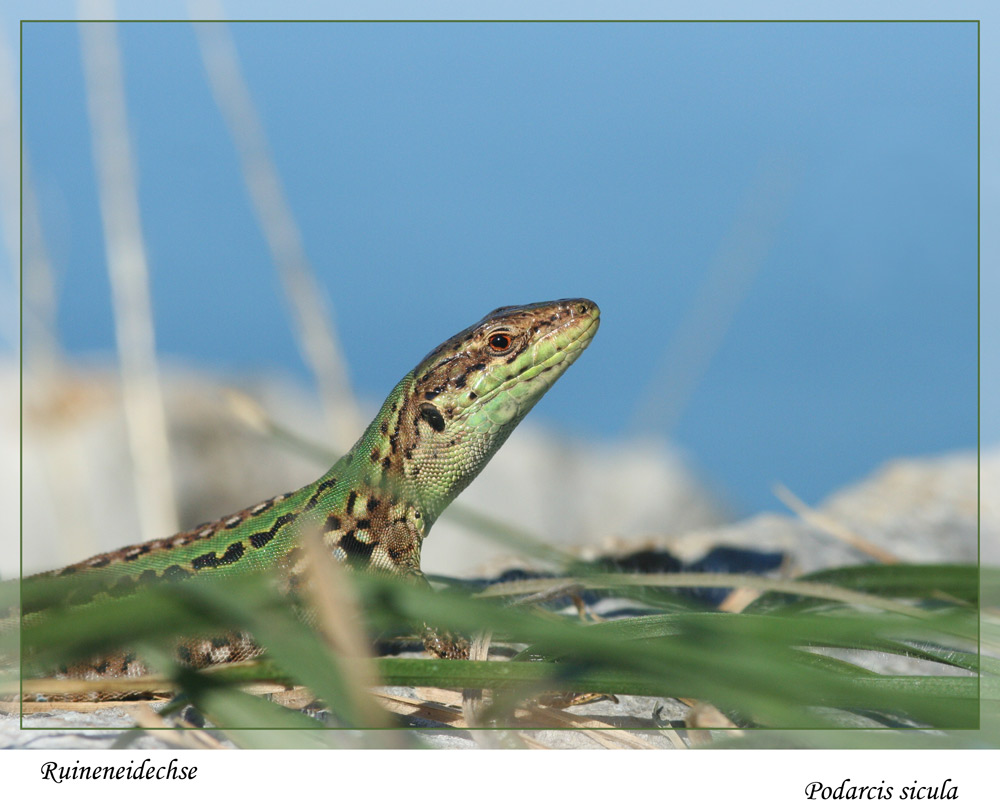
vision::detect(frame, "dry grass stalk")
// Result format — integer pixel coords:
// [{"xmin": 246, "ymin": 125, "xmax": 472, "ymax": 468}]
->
[
  {"xmin": 298, "ymin": 525, "xmax": 389, "ymax": 729},
  {"xmin": 372, "ymin": 691, "xmax": 464, "ymax": 727},
  {"xmin": 127, "ymin": 703, "xmax": 226, "ymax": 749},
  {"xmin": 774, "ymin": 482, "xmax": 900, "ymax": 564},
  {"xmin": 718, "ymin": 586, "xmax": 762, "ymax": 613},
  {"xmin": 3, "ymin": 696, "xmax": 170, "ymax": 714},
  {"xmin": 529, "ymin": 705, "xmax": 661, "ymax": 750},
  {"xmin": 461, "ymin": 629, "xmax": 492, "ymax": 728}
]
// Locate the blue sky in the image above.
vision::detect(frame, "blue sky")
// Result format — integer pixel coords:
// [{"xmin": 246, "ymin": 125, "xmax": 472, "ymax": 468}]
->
[{"xmin": 18, "ymin": 17, "xmax": 979, "ymax": 514}]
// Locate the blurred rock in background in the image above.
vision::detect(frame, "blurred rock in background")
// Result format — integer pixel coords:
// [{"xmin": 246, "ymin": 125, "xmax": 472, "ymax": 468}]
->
[
  {"xmin": 13, "ymin": 363, "xmax": 727, "ymax": 579},
  {"xmin": 13, "ymin": 361, "xmax": 988, "ymax": 580},
  {"xmin": 666, "ymin": 450, "xmax": 985, "ymax": 573}
]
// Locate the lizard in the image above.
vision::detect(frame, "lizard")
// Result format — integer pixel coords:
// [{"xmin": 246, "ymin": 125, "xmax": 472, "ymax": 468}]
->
[{"xmin": 8, "ymin": 298, "xmax": 599, "ymax": 690}]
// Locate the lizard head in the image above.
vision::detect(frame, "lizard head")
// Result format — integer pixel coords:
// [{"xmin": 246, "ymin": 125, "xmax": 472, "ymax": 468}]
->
[{"xmin": 393, "ymin": 298, "xmax": 600, "ymax": 522}]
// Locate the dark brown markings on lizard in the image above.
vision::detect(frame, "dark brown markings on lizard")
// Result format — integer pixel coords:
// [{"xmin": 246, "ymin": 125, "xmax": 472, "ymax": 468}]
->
[
  {"xmin": 339, "ymin": 530, "xmax": 375, "ymax": 564},
  {"xmin": 108, "ymin": 575, "xmax": 138, "ymax": 599},
  {"xmin": 250, "ymin": 499, "xmax": 275, "ymax": 516},
  {"xmin": 346, "ymin": 490, "xmax": 358, "ymax": 515},
  {"xmin": 191, "ymin": 541, "xmax": 246, "ymax": 570},
  {"xmin": 355, "ymin": 518, "xmax": 371, "ymax": 530},
  {"xmin": 66, "ymin": 580, "xmax": 103, "ymax": 605},
  {"xmin": 370, "ymin": 448, "xmax": 380, "ymax": 463},
  {"xmin": 60, "ymin": 565, "xmax": 79, "ymax": 576},
  {"xmin": 419, "ymin": 402, "xmax": 446, "ymax": 432},
  {"xmin": 381, "ymin": 457, "xmax": 392, "ymax": 472},
  {"xmin": 174, "ymin": 522, "xmax": 215, "ymax": 545},
  {"xmin": 380, "ymin": 419, "xmax": 389, "ymax": 434},
  {"xmin": 95, "ymin": 659, "xmax": 110, "ymax": 675},
  {"xmin": 386, "ymin": 530, "xmax": 416, "ymax": 563},
  {"xmin": 324, "ymin": 514, "xmax": 342, "ymax": 532},
  {"xmin": 424, "ymin": 384, "xmax": 445, "ymax": 400},
  {"xmin": 89, "ymin": 563, "xmax": 192, "ymax": 603},
  {"xmin": 367, "ymin": 496, "xmax": 379, "ymax": 512},
  {"xmin": 389, "ymin": 409, "xmax": 407, "ymax": 454},
  {"xmin": 249, "ymin": 512, "xmax": 297, "ymax": 549},
  {"xmin": 177, "ymin": 644, "xmax": 193, "ymax": 664},
  {"xmin": 304, "ymin": 478, "xmax": 337, "ymax": 511},
  {"xmin": 124, "ymin": 543, "xmax": 153, "ymax": 562},
  {"xmin": 224, "ymin": 515, "xmax": 243, "ymax": 529},
  {"xmin": 89, "ymin": 557, "xmax": 110, "ymax": 568},
  {"xmin": 467, "ymin": 391, "xmax": 477, "ymax": 400},
  {"xmin": 452, "ymin": 362, "xmax": 485, "ymax": 389}
]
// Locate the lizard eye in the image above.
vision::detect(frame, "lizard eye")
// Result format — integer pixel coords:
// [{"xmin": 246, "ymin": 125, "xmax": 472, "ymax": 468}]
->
[{"xmin": 487, "ymin": 332, "xmax": 513, "ymax": 353}]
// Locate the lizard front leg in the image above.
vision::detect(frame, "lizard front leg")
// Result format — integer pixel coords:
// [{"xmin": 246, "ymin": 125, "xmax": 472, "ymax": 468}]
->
[
  {"xmin": 360, "ymin": 510, "xmax": 470, "ymax": 660},
  {"xmin": 419, "ymin": 617, "xmax": 470, "ymax": 660},
  {"xmin": 384, "ymin": 522, "xmax": 471, "ymax": 661}
]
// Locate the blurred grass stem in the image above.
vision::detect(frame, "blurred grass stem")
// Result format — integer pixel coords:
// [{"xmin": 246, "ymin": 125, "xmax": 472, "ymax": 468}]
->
[
  {"xmin": 631, "ymin": 154, "xmax": 795, "ymax": 437},
  {"xmin": 192, "ymin": 13, "xmax": 362, "ymax": 449},
  {"xmin": 79, "ymin": 8, "xmax": 179, "ymax": 539}
]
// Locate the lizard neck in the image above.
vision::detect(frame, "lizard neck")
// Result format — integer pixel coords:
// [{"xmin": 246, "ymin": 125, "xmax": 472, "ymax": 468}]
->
[
  {"xmin": 334, "ymin": 374, "xmax": 443, "ymax": 530},
  {"xmin": 337, "ymin": 370, "xmax": 513, "ymax": 531}
]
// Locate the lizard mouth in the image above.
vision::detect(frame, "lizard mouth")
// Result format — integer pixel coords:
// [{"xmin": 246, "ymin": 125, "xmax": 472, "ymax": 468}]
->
[
  {"xmin": 473, "ymin": 304, "xmax": 600, "ymax": 408},
  {"xmin": 526, "ymin": 310, "xmax": 600, "ymax": 377}
]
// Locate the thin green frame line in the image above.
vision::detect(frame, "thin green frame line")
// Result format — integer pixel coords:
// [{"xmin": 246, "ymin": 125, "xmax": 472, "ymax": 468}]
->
[{"xmin": 16, "ymin": 17, "xmax": 982, "ymax": 741}]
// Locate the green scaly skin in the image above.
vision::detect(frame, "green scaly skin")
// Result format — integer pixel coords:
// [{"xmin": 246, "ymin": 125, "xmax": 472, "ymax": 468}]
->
[{"xmin": 14, "ymin": 298, "xmax": 600, "ymax": 684}]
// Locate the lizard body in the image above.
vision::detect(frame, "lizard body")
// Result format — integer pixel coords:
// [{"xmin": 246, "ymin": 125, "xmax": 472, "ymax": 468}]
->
[{"xmin": 13, "ymin": 298, "xmax": 599, "ymax": 683}]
